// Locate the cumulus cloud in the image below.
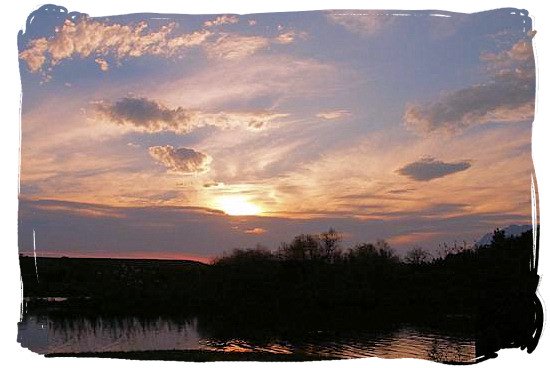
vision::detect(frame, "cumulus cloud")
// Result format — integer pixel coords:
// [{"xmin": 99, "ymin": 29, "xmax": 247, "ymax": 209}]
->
[
  {"xmin": 204, "ymin": 15, "xmax": 239, "ymax": 27},
  {"xmin": 404, "ymin": 37, "xmax": 535, "ymax": 135},
  {"xmin": 19, "ymin": 17, "xmax": 212, "ymax": 72},
  {"xmin": 481, "ymin": 36, "xmax": 535, "ymax": 66},
  {"xmin": 19, "ymin": 15, "xmax": 307, "ymax": 73},
  {"xmin": 326, "ymin": 11, "xmax": 394, "ymax": 36},
  {"xmin": 149, "ymin": 145, "xmax": 210, "ymax": 174},
  {"xmin": 316, "ymin": 109, "xmax": 351, "ymax": 120},
  {"xmin": 93, "ymin": 97, "xmax": 287, "ymax": 133},
  {"xmin": 396, "ymin": 157, "xmax": 471, "ymax": 181}
]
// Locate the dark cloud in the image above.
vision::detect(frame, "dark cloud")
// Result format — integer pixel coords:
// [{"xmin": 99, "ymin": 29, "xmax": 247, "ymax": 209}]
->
[
  {"xmin": 365, "ymin": 203, "xmax": 469, "ymax": 220},
  {"xmin": 94, "ymin": 97, "xmax": 284, "ymax": 133},
  {"xmin": 404, "ymin": 37, "xmax": 535, "ymax": 135},
  {"xmin": 149, "ymin": 145, "xmax": 210, "ymax": 174},
  {"xmin": 95, "ymin": 97, "xmax": 194, "ymax": 133},
  {"xmin": 386, "ymin": 188, "xmax": 415, "ymax": 195},
  {"xmin": 397, "ymin": 157, "xmax": 471, "ymax": 181}
]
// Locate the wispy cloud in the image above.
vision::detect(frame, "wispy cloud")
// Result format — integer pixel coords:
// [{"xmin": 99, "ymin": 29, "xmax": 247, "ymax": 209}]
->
[
  {"xmin": 31, "ymin": 199, "xmax": 127, "ymax": 219},
  {"xmin": 204, "ymin": 34, "xmax": 270, "ymax": 60},
  {"xmin": 93, "ymin": 97, "xmax": 287, "ymax": 133},
  {"xmin": 156, "ymin": 55, "xmax": 342, "ymax": 108},
  {"xmin": 404, "ymin": 37, "xmax": 535, "ymax": 135},
  {"xmin": 204, "ymin": 30, "xmax": 305, "ymax": 60},
  {"xmin": 19, "ymin": 198, "xmax": 529, "ymax": 256},
  {"xmin": 396, "ymin": 157, "xmax": 472, "ymax": 181},
  {"xmin": 149, "ymin": 145, "xmax": 210, "ymax": 174},
  {"xmin": 316, "ymin": 109, "xmax": 351, "ymax": 120}
]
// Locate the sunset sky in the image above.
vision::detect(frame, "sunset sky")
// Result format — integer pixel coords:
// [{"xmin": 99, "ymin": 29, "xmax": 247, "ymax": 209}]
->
[{"xmin": 18, "ymin": 6, "xmax": 536, "ymax": 260}]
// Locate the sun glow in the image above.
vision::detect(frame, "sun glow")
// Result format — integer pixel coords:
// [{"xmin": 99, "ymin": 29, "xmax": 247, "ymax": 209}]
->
[{"xmin": 215, "ymin": 195, "xmax": 263, "ymax": 216}]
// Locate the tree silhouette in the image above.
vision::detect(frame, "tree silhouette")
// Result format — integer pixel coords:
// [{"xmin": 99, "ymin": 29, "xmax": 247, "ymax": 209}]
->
[
  {"xmin": 405, "ymin": 246, "xmax": 431, "ymax": 265},
  {"xmin": 320, "ymin": 228, "xmax": 342, "ymax": 262}
]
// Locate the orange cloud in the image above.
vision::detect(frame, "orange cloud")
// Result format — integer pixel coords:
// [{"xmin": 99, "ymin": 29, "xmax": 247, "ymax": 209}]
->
[
  {"xmin": 244, "ymin": 227, "xmax": 267, "ymax": 235},
  {"xmin": 275, "ymin": 31, "xmax": 308, "ymax": 44},
  {"xmin": 388, "ymin": 231, "xmax": 443, "ymax": 246},
  {"xmin": 19, "ymin": 17, "xmax": 212, "ymax": 73},
  {"xmin": 94, "ymin": 57, "xmax": 109, "ymax": 71},
  {"xmin": 204, "ymin": 15, "xmax": 239, "ymax": 28}
]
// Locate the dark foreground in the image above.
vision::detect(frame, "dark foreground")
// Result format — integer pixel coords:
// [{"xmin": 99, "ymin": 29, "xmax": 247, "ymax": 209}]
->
[{"xmin": 19, "ymin": 229, "xmax": 541, "ymax": 362}]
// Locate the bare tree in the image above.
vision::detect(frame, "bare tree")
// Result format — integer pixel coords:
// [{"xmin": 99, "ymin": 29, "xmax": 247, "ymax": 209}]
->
[
  {"xmin": 405, "ymin": 246, "xmax": 431, "ymax": 265},
  {"xmin": 320, "ymin": 228, "xmax": 342, "ymax": 262}
]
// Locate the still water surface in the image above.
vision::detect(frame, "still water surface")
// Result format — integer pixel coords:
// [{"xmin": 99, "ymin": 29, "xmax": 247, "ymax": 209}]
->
[{"xmin": 18, "ymin": 312, "xmax": 475, "ymax": 362}]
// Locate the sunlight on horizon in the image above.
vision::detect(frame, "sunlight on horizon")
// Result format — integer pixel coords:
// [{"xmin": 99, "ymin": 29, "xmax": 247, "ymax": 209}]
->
[{"xmin": 214, "ymin": 195, "xmax": 263, "ymax": 216}]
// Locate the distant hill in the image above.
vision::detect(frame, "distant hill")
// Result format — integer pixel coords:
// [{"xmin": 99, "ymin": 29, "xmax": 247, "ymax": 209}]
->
[{"xmin": 477, "ymin": 224, "xmax": 533, "ymax": 246}]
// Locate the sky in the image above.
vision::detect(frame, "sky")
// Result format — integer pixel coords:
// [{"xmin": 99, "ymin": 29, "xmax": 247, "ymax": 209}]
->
[{"xmin": 17, "ymin": 5, "xmax": 536, "ymax": 261}]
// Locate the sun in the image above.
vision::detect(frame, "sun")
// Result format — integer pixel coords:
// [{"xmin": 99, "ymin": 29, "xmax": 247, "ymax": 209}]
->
[{"xmin": 215, "ymin": 195, "xmax": 263, "ymax": 216}]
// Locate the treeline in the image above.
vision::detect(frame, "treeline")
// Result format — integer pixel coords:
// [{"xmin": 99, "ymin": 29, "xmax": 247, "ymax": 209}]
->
[
  {"xmin": 199, "ymin": 228, "xmax": 541, "ymax": 355},
  {"xmin": 19, "ymin": 227, "xmax": 541, "ymax": 357},
  {"xmin": 200, "ymin": 229, "xmax": 500, "ymax": 319}
]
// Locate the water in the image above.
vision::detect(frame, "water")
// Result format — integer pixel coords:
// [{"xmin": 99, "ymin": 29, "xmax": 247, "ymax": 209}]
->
[{"xmin": 18, "ymin": 312, "xmax": 475, "ymax": 362}]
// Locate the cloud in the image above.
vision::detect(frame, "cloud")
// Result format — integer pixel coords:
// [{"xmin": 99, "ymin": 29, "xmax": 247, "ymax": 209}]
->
[
  {"xmin": 149, "ymin": 145, "xmax": 210, "ymax": 174},
  {"xmin": 204, "ymin": 30, "xmax": 306, "ymax": 60},
  {"xmin": 326, "ymin": 11, "xmax": 394, "ymax": 36},
  {"xmin": 31, "ymin": 199, "xmax": 127, "ymax": 219},
  {"xmin": 94, "ymin": 57, "xmax": 109, "ymax": 71},
  {"xmin": 404, "ymin": 37, "xmax": 535, "ymax": 135},
  {"xmin": 396, "ymin": 157, "xmax": 471, "ymax": 181},
  {"xmin": 204, "ymin": 33, "xmax": 271, "ymax": 60},
  {"xmin": 19, "ymin": 17, "xmax": 212, "ymax": 72},
  {"xmin": 275, "ymin": 31, "xmax": 307, "ymax": 44},
  {"xmin": 244, "ymin": 227, "xmax": 267, "ymax": 235},
  {"xmin": 19, "ymin": 14, "xmax": 306, "ymax": 74},
  {"xmin": 203, "ymin": 182, "xmax": 223, "ymax": 188},
  {"xmin": 316, "ymin": 109, "xmax": 351, "ymax": 120},
  {"xmin": 481, "ymin": 36, "xmax": 535, "ymax": 66},
  {"xmin": 388, "ymin": 231, "xmax": 443, "ymax": 246},
  {"xmin": 156, "ymin": 55, "xmax": 342, "ymax": 109},
  {"xmin": 93, "ymin": 97, "xmax": 287, "ymax": 133},
  {"xmin": 20, "ymin": 198, "xmax": 529, "ymax": 257},
  {"xmin": 204, "ymin": 15, "xmax": 239, "ymax": 28}
]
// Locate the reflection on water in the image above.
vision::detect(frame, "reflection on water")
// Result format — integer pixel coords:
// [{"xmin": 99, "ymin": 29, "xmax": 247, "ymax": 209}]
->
[{"xmin": 18, "ymin": 312, "xmax": 475, "ymax": 362}]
